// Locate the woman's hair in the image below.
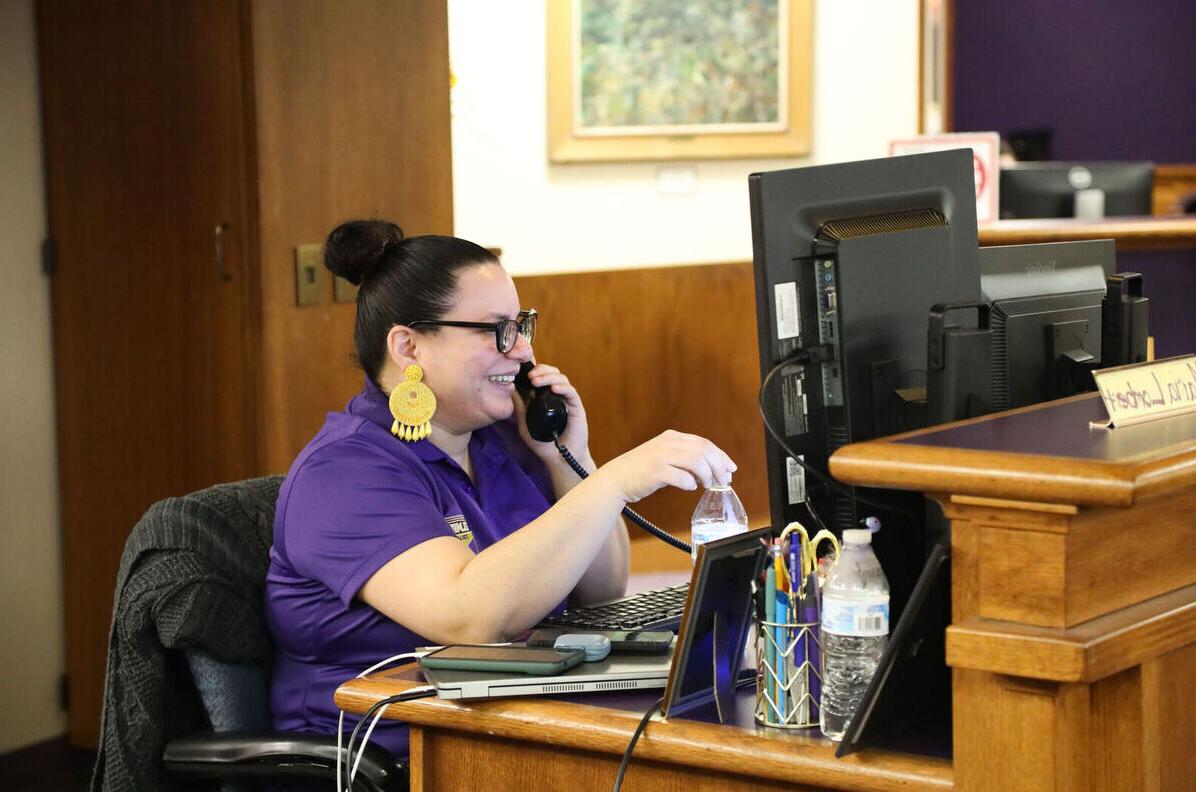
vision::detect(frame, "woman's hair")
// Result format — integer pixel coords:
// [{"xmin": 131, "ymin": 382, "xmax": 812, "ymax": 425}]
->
[{"xmin": 324, "ymin": 219, "xmax": 499, "ymax": 386}]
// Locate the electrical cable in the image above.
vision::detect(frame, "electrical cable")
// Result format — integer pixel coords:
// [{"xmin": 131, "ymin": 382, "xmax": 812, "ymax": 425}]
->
[
  {"xmin": 804, "ymin": 493, "xmax": 831, "ymax": 536},
  {"xmin": 612, "ymin": 697, "xmax": 664, "ymax": 792},
  {"xmin": 343, "ymin": 686, "xmax": 436, "ymax": 791},
  {"xmin": 337, "ymin": 651, "xmax": 431, "ymax": 792},
  {"xmin": 757, "ymin": 348, "xmax": 918, "ymax": 525},
  {"xmin": 553, "ymin": 436, "xmax": 692, "ymax": 554}
]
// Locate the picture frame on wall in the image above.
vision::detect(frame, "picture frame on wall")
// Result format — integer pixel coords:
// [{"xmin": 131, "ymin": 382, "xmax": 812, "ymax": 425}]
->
[{"xmin": 546, "ymin": 0, "xmax": 813, "ymax": 163}]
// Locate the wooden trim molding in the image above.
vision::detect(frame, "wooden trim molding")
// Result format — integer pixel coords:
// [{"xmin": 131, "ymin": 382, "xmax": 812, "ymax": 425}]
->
[{"xmin": 947, "ymin": 582, "xmax": 1196, "ymax": 683}]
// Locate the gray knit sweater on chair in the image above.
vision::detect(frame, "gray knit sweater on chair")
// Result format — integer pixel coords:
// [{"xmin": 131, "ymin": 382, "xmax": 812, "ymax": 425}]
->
[{"xmin": 90, "ymin": 476, "xmax": 283, "ymax": 792}]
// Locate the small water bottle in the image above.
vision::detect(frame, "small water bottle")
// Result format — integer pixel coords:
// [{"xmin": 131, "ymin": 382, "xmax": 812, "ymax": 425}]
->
[
  {"xmin": 819, "ymin": 527, "xmax": 889, "ymax": 740},
  {"xmin": 690, "ymin": 483, "xmax": 748, "ymax": 564}
]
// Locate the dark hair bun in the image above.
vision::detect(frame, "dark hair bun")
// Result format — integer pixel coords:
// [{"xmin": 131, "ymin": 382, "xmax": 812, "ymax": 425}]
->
[{"xmin": 324, "ymin": 219, "xmax": 405, "ymax": 286}]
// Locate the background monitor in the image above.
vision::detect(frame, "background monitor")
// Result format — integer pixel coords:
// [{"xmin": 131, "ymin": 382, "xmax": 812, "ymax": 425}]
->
[
  {"xmin": 999, "ymin": 161, "xmax": 1154, "ymax": 219},
  {"xmin": 980, "ymin": 239, "xmax": 1115, "ymax": 411},
  {"xmin": 748, "ymin": 149, "xmax": 980, "ymax": 617}
]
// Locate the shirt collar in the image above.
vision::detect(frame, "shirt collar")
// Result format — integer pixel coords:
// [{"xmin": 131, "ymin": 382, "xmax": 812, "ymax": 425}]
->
[{"xmin": 350, "ymin": 376, "xmax": 509, "ymax": 468}]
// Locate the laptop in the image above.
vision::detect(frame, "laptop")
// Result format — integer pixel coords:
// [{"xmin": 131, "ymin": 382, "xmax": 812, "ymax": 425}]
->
[{"xmin": 419, "ymin": 642, "xmax": 676, "ymax": 700}]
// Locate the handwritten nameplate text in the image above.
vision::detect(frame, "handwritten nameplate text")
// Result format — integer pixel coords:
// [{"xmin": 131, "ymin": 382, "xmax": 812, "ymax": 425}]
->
[{"xmin": 1092, "ymin": 354, "xmax": 1196, "ymax": 428}]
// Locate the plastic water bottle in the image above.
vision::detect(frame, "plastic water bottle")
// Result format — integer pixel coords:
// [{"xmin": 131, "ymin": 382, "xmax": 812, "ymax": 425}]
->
[
  {"xmin": 819, "ymin": 527, "xmax": 889, "ymax": 740},
  {"xmin": 690, "ymin": 483, "xmax": 748, "ymax": 564}
]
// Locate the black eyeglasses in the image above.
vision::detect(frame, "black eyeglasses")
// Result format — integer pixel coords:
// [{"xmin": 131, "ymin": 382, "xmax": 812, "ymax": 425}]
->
[{"xmin": 408, "ymin": 309, "xmax": 536, "ymax": 353}]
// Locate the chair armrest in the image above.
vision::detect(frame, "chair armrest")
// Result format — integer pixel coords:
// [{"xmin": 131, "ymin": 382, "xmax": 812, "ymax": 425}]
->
[{"xmin": 163, "ymin": 730, "xmax": 402, "ymax": 791}]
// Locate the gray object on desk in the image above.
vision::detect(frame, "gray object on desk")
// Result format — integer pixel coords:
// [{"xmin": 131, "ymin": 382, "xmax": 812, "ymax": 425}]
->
[{"xmin": 420, "ymin": 643, "xmax": 675, "ymax": 700}]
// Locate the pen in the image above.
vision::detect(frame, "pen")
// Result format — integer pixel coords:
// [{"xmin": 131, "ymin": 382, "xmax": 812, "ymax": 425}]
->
[
  {"xmin": 799, "ymin": 567, "xmax": 821, "ymax": 724},
  {"xmin": 788, "ymin": 544, "xmax": 803, "ymax": 723},
  {"xmin": 774, "ymin": 544, "xmax": 787, "ymax": 593},
  {"xmin": 775, "ymin": 586, "xmax": 788, "ymax": 722},
  {"xmin": 764, "ymin": 565, "xmax": 777, "ymax": 723},
  {"xmin": 789, "ymin": 545, "xmax": 800, "ymax": 610}
]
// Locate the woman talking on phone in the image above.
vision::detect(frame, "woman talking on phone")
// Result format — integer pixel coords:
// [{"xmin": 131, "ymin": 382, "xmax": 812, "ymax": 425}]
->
[{"xmin": 265, "ymin": 219, "xmax": 736, "ymax": 755}]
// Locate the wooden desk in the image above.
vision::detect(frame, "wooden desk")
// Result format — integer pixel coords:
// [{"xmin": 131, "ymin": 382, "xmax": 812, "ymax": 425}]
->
[
  {"xmin": 336, "ymin": 666, "xmax": 952, "ymax": 791},
  {"xmin": 832, "ymin": 393, "xmax": 1196, "ymax": 791},
  {"xmin": 337, "ymin": 394, "xmax": 1196, "ymax": 790},
  {"xmin": 977, "ymin": 215, "xmax": 1196, "ymax": 250}
]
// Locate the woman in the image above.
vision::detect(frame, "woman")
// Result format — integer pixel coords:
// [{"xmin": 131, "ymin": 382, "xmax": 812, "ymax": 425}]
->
[{"xmin": 265, "ymin": 219, "xmax": 736, "ymax": 755}]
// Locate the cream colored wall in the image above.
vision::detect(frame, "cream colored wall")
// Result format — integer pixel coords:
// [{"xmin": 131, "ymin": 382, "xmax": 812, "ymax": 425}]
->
[
  {"xmin": 0, "ymin": 0, "xmax": 922, "ymax": 752},
  {"xmin": 0, "ymin": 0, "xmax": 67, "ymax": 753},
  {"xmin": 448, "ymin": 0, "xmax": 921, "ymax": 274}
]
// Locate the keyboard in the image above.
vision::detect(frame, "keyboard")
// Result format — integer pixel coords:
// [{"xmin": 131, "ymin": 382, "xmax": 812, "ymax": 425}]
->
[{"xmin": 537, "ymin": 584, "xmax": 690, "ymax": 632}]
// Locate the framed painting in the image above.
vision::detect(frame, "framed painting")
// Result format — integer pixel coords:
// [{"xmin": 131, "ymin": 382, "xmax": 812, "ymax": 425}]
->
[{"xmin": 547, "ymin": 0, "xmax": 813, "ymax": 163}]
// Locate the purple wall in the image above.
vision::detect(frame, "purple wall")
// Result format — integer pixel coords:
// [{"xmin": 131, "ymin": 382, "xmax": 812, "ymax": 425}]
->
[
  {"xmin": 954, "ymin": 1, "xmax": 1196, "ymax": 359},
  {"xmin": 953, "ymin": 0, "xmax": 1196, "ymax": 162}
]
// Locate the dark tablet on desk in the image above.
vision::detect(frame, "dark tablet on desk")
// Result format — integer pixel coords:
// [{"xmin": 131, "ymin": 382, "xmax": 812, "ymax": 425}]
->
[
  {"xmin": 835, "ymin": 543, "xmax": 953, "ymax": 759},
  {"xmin": 661, "ymin": 527, "xmax": 771, "ymax": 721}
]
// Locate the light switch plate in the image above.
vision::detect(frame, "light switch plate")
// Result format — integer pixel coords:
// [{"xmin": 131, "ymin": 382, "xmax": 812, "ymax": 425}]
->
[
  {"xmin": 295, "ymin": 244, "xmax": 328, "ymax": 306},
  {"xmin": 334, "ymin": 275, "xmax": 359, "ymax": 303}
]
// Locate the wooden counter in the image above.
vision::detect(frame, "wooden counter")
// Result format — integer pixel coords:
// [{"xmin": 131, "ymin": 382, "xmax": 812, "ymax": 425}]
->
[
  {"xmin": 336, "ymin": 666, "xmax": 953, "ymax": 792},
  {"xmin": 978, "ymin": 215, "xmax": 1196, "ymax": 250},
  {"xmin": 831, "ymin": 393, "xmax": 1196, "ymax": 791}
]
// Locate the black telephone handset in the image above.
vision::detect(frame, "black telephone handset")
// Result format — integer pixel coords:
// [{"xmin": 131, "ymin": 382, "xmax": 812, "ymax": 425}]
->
[
  {"xmin": 515, "ymin": 361, "xmax": 690, "ymax": 554},
  {"xmin": 515, "ymin": 361, "xmax": 569, "ymax": 442}
]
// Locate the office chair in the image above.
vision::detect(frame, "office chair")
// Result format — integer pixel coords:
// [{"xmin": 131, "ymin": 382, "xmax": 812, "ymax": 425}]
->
[{"xmin": 92, "ymin": 477, "xmax": 406, "ymax": 792}]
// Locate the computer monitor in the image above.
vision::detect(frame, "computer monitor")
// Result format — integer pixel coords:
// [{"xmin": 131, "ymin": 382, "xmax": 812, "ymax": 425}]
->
[
  {"xmin": 748, "ymin": 149, "xmax": 980, "ymax": 615},
  {"xmin": 999, "ymin": 161, "xmax": 1154, "ymax": 219},
  {"xmin": 980, "ymin": 239, "xmax": 1115, "ymax": 411}
]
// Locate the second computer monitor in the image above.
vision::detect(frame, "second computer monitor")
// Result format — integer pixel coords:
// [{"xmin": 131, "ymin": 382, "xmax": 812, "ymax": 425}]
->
[
  {"xmin": 980, "ymin": 239, "xmax": 1115, "ymax": 410},
  {"xmin": 999, "ymin": 161, "xmax": 1154, "ymax": 219}
]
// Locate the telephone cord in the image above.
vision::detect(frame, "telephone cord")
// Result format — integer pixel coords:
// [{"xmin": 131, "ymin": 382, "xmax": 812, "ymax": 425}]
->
[{"xmin": 552, "ymin": 437, "xmax": 692, "ymax": 554}]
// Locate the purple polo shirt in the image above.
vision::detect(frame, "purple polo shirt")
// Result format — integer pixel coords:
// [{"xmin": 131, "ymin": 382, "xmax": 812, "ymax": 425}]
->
[{"xmin": 265, "ymin": 378, "xmax": 557, "ymax": 756}]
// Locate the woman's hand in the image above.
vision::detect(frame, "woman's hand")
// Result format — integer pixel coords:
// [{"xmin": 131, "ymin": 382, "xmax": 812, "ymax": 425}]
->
[
  {"xmin": 592, "ymin": 430, "xmax": 737, "ymax": 504},
  {"xmin": 512, "ymin": 362, "xmax": 593, "ymax": 469}
]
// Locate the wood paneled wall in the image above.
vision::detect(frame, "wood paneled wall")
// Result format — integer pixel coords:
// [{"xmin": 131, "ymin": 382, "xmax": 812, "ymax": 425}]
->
[
  {"xmin": 252, "ymin": 0, "xmax": 454, "ymax": 474},
  {"xmin": 1153, "ymin": 164, "xmax": 1196, "ymax": 215},
  {"xmin": 513, "ymin": 262, "xmax": 765, "ymax": 573}
]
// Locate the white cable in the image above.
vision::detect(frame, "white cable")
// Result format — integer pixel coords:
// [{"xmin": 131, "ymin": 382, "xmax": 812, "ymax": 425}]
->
[
  {"xmin": 336, "ymin": 642, "xmax": 512, "ymax": 789},
  {"xmin": 336, "ymin": 651, "xmax": 432, "ymax": 792},
  {"xmin": 349, "ymin": 685, "xmax": 436, "ymax": 785}
]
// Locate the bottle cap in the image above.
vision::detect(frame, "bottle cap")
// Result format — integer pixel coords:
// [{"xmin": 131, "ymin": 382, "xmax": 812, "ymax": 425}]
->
[{"xmin": 842, "ymin": 528, "xmax": 872, "ymax": 544}]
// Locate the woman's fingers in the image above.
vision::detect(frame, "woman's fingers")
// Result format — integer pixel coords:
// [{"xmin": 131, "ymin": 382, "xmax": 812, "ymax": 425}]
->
[
  {"xmin": 684, "ymin": 454, "xmax": 716, "ymax": 490},
  {"xmin": 601, "ymin": 431, "xmax": 738, "ymax": 503},
  {"xmin": 526, "ymin": 364, "xmax": 583, "ymax": 406}
]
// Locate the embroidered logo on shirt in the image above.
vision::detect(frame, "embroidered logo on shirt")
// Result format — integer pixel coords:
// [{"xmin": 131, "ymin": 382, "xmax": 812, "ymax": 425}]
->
[{"xmin": 446, "ymin": 514, "xmax": 473, "ymax": 545}]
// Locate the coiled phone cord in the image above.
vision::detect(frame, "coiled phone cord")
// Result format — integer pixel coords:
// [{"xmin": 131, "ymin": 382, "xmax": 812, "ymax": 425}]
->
[{"xmin": 552, "ymin": 436, "xmax": 693, "ymax": 554}]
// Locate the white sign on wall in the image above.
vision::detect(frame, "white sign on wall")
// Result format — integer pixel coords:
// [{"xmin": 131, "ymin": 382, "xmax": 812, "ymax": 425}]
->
[{"xmin": 888, "ymin": 132, "xmax": 1001, "ymax": 224}]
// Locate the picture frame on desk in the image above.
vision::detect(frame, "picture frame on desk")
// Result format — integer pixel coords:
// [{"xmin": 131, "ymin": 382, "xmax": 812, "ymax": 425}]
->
[{"xmin": 546, "ymin": 0, "xmax": 812, "ymax": 163}]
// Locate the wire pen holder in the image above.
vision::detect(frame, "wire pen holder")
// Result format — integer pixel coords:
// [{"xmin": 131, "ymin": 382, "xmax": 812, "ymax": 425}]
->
[{"xmin": 754, "ymin": 615, "xmax": 822, "ymax": 728}]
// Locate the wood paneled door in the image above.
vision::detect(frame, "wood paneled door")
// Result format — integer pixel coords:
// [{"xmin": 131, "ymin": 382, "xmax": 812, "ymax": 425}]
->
[
  {"xmin": 38, "ymin": 0, "xmax": 456, "ymax": 748},
  {"xmin": 38, "ymin": 0, "xmax": 261, "ymax": 746}
]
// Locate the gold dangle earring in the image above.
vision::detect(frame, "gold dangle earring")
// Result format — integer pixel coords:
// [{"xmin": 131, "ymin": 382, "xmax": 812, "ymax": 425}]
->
[{"xmin": 389, "ymin": 364, "xmax": 437, "ymax": 441}]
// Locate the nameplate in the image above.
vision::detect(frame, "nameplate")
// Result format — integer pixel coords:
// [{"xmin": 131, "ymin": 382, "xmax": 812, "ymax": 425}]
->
[{"xmin": 1091, "ymin": 355, "xmax": 1196, "ymax": 428}]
